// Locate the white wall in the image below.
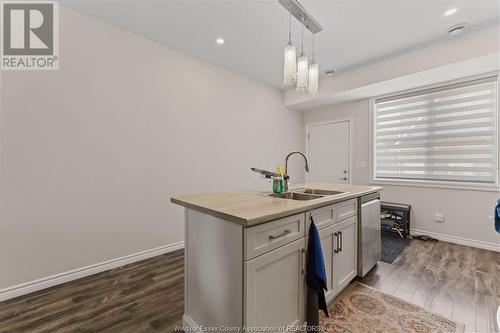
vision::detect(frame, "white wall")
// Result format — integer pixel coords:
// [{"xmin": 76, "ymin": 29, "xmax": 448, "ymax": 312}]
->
[
  {"xmin": 0, "ymin": 8, "xmax": 305, "ymax": 290},
  {"xmin": 303, "ymin": 100, "xmax": 500, "ymax": 250}
]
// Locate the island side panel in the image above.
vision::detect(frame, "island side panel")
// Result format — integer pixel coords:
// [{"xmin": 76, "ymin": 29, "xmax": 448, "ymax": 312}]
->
[{"xmin": 184, "ymin": 208, "xmax": 244, "ymax": 329}]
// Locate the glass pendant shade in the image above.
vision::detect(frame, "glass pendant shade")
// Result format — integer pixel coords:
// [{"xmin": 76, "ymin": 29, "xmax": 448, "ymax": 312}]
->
[
  {"xmin": 308, "ymin": 60, "xmax": 319, "ymax": 96},
  {"xmin": 283, "ymin": 40, "xmax": 297, "ymax": 85},
  {"xmin": 296, "ymin": 52, "xmax": 309, "ymax": 93}
]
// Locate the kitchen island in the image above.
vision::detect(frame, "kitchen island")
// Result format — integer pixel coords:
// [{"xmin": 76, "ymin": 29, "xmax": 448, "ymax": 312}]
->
[{"xmin": 171, "ymin": 183, "xmax": 382, "ymax": 332}]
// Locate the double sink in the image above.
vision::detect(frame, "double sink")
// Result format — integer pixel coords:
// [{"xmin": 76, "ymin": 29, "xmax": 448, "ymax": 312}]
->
[{"xmin": 268, "ymin": 188, "xmax": 346, "ymax": 201}]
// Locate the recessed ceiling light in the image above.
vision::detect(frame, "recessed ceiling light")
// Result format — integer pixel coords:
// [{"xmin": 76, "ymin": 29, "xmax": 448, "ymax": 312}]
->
[
  {"xmin": 446, "ymin": 23, "xmax": 468, "ymax": 35},
  {"xmin": 443, "ymin": 8, "xmax": 458, "ymax": 17},
  {"xmin": 216, "ymin": 38, "xmax": 225, "ymax": 45},
  {"xmin": 324, "ymin": 69, "xmax": 336, "ymax": 77}
]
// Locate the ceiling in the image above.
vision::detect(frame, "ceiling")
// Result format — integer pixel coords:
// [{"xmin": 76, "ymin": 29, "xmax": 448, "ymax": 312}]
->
[{"xmin": 61, "ymin": 0, "xmax": 499, "ymax": 89}]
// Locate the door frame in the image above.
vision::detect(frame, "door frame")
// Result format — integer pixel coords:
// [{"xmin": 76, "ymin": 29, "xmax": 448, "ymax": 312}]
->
[{"xmin": 305, "ymin": 119, "xmax": 353, "ymax": 184}]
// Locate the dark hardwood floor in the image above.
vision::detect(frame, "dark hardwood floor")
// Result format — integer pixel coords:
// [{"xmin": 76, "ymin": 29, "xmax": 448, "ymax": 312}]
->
[
  {"xmin": 0, "ymin": 240, "xmax": 498, "ymax": 332},
  {"xmin": 0, "ymin": 250, "xmax": 184, "ymax": 333}
]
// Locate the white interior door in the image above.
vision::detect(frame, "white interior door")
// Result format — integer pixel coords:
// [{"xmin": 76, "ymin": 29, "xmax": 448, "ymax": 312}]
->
[{"xmin": 307, "ymin": 121, "xmax": 350, "ymax": 183}]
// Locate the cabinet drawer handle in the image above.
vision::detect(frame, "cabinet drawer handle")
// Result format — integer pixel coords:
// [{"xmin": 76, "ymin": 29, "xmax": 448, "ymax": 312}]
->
[
  {"xmin": 269, "ymin": 229, "xmax": 291, "ymax": 240},
  {"xmin": 339, "ymin": 231, "xmax": 343, "ymax": 252},
  {"xmin": 301, "ymin": 248, "xmax": 306, "ymax": 275},
  {"xmin": 334, "ymin": 232, "xmax": 339, "ymax": 253}
]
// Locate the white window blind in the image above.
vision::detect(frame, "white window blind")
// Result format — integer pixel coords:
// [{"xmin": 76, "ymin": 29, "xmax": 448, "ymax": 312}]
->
[{"xmin": 373, "ymin": 76, "xmax": 498, "ymax": 186}]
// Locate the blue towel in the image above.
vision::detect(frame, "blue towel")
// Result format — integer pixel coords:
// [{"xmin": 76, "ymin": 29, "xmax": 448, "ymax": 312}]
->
[
  {"xmin": 306, "ymin": 219, "xmax": 329, "ymax": 317},
  {"xmin": 495, "ymin": 199, "xmax": 500, "ymax": 233}
]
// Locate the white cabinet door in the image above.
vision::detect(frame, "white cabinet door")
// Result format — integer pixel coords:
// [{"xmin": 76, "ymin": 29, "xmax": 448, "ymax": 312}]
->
[
  {"xmin": 245, "ymin": 238, "xmax": 306, "ymax": 331},
  {"xmin": 333, "ymin": 216, "xmax": 358, "ymax": 293},
  {"xmin": 317, "ymin": 224, "xmax": 336, "ymax": 302}
]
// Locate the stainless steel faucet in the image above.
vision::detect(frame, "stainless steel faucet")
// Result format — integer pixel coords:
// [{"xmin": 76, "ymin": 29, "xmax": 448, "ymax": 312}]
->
[{"xmin": 284, "ymin": 152, "xmax": 309, "ymax": 192}]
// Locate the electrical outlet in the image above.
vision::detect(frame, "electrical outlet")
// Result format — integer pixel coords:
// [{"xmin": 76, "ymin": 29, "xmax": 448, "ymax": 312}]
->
[{"xmin": 434, "ymin": 214, "xmax": 445, "ymax": 223}]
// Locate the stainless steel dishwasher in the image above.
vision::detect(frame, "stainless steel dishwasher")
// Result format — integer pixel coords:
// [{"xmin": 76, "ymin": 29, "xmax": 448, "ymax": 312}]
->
[{"xmin": 358, "ymin": 193, "xmax": 381, "ymax": 277}]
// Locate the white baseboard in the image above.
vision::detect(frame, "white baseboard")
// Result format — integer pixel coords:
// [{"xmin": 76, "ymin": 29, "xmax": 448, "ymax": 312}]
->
[
  {"xmin": 410, "ymin": 228, "xmax": 500, "ymax": 252},
  {"xmin": 0, "ymin": 241, "xmax": 184, "ymax": 302}
]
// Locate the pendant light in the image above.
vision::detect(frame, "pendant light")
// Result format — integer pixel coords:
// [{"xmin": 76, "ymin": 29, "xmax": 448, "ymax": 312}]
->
[
  {"xmin": 283, "ymin": 9, "xmax": 296, "ymax": 85},
  {"xmin": 296, "ymin": 16, "xmax": 308, "ymax": 93},
  {"xmin": 308, "ymin": 33, "xmax": 318, "ymax": 96}
]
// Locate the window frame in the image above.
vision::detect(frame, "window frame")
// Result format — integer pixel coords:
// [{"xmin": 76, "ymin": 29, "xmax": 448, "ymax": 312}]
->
[{"xmin": 369, "ymin": 73, "xmax": 500, "ymax": 192}]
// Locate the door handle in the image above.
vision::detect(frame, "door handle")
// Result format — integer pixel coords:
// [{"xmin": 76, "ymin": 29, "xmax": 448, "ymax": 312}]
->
[
  {"xmin": 301, "ymin": 248, "xmax": 306, "ymax": 275},
  {"xmin": 339, "ymin": 231, "xmax": 343, "ymax": 252},
  {"xmin": 334, "ymin": 232, "xmax": 339, "ymax": 253},
  {"xmin": 269, "ymin": 229, "xmax": 291, "ymax": 240},
  {"xmin": 339, "ymin": 177, "xmax": 347, "ymax": 181}
]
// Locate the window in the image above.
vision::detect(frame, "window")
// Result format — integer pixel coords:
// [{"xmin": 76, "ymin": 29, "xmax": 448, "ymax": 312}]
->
[{"xmin": 372, "ymin": 76, "xmax": 498, "ymax": 189}]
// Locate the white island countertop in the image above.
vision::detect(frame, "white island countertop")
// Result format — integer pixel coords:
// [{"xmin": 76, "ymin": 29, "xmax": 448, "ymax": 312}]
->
[{"xmin": 171, "ymin": 183, "xmax": 382, "ymax": 227}]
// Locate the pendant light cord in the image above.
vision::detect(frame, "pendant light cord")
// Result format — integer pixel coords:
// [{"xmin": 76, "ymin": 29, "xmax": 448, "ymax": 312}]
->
[
  {"xmin": 288, "ymin": 13, "xmax": 291, "ymax": 41},
  {"xmin": 288, "ymin": 2, "xmax": 292, "ymax": 42},
  {"xmin": 312, "ymin": 33, "xmax": 315, "ymax": 61},
  {"xmin": 301, "ymin": 16, "xmax": 304, "ymax": 53}
]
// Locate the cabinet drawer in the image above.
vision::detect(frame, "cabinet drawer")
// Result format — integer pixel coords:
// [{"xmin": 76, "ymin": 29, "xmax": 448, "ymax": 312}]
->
[
  {"xmin": 244, "ymin": 213, "xmax": 305, "ymax": 260},
  {"xmin": 305, "ymin": 204, "xmax": 337, "ymax": 232},
  {"xmin": 336, "ymin": 198, "xmax": 358, "ymax": 221}
]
